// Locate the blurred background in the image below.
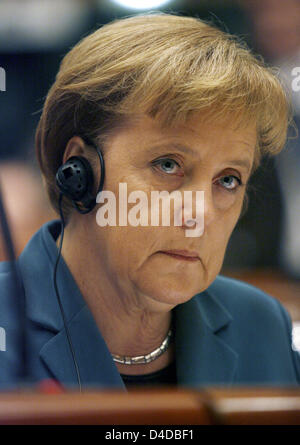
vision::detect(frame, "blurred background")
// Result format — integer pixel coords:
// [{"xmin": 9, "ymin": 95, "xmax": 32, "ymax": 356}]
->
[{"xmin": 0, "ymin": 0, "xmax": 299, "ymax": 347}]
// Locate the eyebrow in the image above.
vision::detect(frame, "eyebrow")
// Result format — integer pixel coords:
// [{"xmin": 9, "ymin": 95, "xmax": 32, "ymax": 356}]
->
[
  {"xmin": 147, "ymin": 143, "xmax": 198, "ymax": 157},
  {"xmin": 147, "ymin": 143, "xmax": 253, "ymax": 172},
  {"xmin": 225, "ymin": 159, "xmax": 252, "ymax": 172}
]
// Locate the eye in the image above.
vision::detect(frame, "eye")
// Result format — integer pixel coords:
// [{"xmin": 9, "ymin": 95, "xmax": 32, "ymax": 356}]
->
[
  {"xmin": 151, "ymin": 158, "xmax": 183, "ymax": 176},
  {"xmin": 217, "ymin": 175, "xmax": 242, "ymax": 192}
]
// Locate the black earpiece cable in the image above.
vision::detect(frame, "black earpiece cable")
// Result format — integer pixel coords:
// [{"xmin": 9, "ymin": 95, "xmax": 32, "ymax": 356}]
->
[
  {"xmin": 53, "ymin": 139, "xmax": 105, "ymax": 390},
  {"xmin": 53, "ymin": 192, "xmax": 82, "ymax": 391}
]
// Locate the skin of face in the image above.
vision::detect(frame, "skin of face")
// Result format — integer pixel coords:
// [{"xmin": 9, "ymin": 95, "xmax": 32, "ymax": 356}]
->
[{"xmin": 62, "ymin": 113, "xmax": 256, "ymax": 319}]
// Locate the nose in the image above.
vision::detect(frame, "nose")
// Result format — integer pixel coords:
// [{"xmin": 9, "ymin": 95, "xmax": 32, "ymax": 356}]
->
[{"xmin": 178, "ymin": 185, "xmax": 216, "ymax": 236}]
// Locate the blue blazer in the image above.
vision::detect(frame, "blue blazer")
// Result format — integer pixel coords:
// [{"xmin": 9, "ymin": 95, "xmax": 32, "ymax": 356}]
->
[{"xmin": 1, "ymin": 220, "xmax": 300, "ymax": 389}]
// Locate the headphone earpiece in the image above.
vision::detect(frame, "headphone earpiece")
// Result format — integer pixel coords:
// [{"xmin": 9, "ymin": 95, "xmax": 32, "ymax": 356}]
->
[
  {"xmin": 56, "ymin": 156, "xmax": 96, "ymax": 214},
  {"xmin": 56, "ymin": 156, "xmax": 93, "ymax": 201},
  {"xmin": 55, "ymin": 141, "xmax": 105, "ymax": 215}
]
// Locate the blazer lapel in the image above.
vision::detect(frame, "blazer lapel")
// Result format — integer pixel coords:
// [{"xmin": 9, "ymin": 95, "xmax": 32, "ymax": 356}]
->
[
  {"xmin": 174, "ymin": 287, "xmax": 238, "ymax": 387},
  {"xmin": 39, "ymin": 305, "xmax": 125, "ymax": 389}
]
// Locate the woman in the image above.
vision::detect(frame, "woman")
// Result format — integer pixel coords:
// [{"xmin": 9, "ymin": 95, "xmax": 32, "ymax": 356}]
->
[{"xmin": 1, "ymin": 13, "xmax": 300, "ymax": 389}]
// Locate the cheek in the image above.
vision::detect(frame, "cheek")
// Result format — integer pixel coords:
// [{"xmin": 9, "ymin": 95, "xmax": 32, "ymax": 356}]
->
[{"xmin": 97, "ymin": 224, "xmax": 162, "ymax": 273}]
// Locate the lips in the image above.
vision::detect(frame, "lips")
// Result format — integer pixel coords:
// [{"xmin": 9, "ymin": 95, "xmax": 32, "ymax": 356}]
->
[{"xmin": 158, "ymin": 250, "xmax": 200, "ymax": 262}]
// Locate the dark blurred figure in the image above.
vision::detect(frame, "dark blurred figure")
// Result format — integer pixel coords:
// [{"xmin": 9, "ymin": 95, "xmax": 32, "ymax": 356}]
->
[
  {"xmin": 0, "ymin": 162, "xmax": 55, "ymax": 261},
  {"xmin": 245, "ymin": 0, "xmax": 300, "ymax": 61},
  {"xmin": 240, "ymin": 0, "xmax": 300, "ymax": 278}
]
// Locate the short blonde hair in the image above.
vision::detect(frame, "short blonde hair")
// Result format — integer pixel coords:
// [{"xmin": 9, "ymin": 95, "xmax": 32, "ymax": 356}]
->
[{"xmin": 36, "ymin": 13, "xmax": 291, "ymax": 217}]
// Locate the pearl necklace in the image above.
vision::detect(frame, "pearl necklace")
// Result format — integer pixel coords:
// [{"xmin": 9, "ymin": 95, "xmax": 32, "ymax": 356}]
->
[{"xmin": 111, "ymin": 329, "xmax": 173, "ymax": 365}]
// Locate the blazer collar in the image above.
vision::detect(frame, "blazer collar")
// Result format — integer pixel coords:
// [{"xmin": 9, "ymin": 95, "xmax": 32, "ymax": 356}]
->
[
  {"xmin": 19, "ymin": 220, "xmax": 84, "ymax": 332},
  {"xmin": 174, "ymin": 288, "xmax": 238, "ymax": 387},
  {"xmin": 19, "ymin": 220, "xmax": 238, "ymax": 388},
  {"xmin": 39, "ymin": 305, "xmax": 125, "ymax": 389}
]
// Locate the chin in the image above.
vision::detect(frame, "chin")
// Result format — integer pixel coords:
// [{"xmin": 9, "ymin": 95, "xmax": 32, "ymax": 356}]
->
[
  {"xmin": 131, "ymin": 253, "xmax": 212, "ymax": 309},
  {"xmin": 135, "ymin": 272, "xmax": 206, "ymax": 309}
]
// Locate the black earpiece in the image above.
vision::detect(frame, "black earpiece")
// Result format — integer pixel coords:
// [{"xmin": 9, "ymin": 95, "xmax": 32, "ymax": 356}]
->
[
  {"xmin": 55, "ymin": 141, "xmax": 105, "ymax": 214},
  {"xmin": 56, "ymin": 156, "xmax": 95, "ymax": 213}
]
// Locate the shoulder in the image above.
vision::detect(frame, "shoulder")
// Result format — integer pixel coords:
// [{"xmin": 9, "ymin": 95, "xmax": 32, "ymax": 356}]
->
[
  {"xmin": 207, "ymin": 274, "xmax": 285, "ymax": 318},
  {"xmin": 205, "ymin": 275, "xmax": 300, "ymax": 383},
  {"xmin": 0, "ymin": 220, "xmax": 60, "ymax": 329},
  {"xmin": 204, "ymin": 274, "xmax": 298, "ymax": 354},
  {"xmin": 0, "ymin": 260, "xmax": 26, "ymax": 386},
  {"xmin": 203, "ymin": 274, "xmax": 297, "ymax": 346}
]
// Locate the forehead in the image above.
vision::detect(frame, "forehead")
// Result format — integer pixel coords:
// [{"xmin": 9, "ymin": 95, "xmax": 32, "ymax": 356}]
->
[{"xmin": 111, "ymin": 113, "xmax": 257, "ymax": 162}]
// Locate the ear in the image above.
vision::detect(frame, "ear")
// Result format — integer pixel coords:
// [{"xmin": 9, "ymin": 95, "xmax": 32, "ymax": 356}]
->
[{"xmin": 62, "ymin": 136, "xmax": 86, "ymax": 165}]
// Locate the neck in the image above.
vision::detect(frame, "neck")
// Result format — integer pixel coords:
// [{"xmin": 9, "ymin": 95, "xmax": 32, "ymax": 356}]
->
[{"xmin": 56, "ymin": 223, "xmax": 175, "ymax": 375}]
